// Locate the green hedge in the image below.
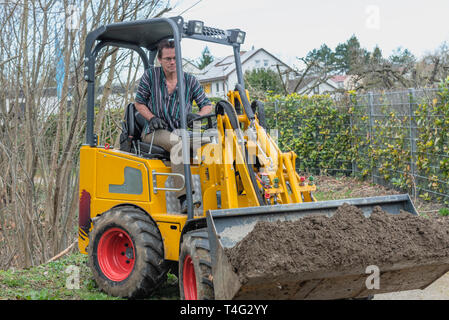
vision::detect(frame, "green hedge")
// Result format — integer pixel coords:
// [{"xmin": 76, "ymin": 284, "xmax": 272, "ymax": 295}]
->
[
  {"xmin": 414, "ymin": 79, "xmax": 449, "ymax": 202},
  {"xmin": 265, "ymin": 93, "xmax": 353, "ymax": 174}
]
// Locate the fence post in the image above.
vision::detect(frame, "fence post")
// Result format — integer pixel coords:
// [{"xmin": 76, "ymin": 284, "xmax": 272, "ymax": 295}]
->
[
  {"xmin": 350, "ymin": 95, "xmax": 356, "ymax": 177},
  {"xmin": 408, "ymin": 88, "xmax": 417, "ymax": 199},
  {"xmin": 368, "ymin": 92, "xmax": 375, "ymax": 184},
  {"xmin": 274, "ymin": 99, "xmax": 279, "ymax": 129}
]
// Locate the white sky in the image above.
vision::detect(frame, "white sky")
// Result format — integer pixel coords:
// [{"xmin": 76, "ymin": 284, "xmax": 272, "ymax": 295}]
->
[{"xmin": 165, "ymin": 0, "xmax": 449, "ymax": 69}]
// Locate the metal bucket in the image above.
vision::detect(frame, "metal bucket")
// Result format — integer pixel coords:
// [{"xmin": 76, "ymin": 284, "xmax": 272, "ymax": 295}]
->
[{"xmin": 206, "ymin": 194, "xmax": 449, "ymax": 299}]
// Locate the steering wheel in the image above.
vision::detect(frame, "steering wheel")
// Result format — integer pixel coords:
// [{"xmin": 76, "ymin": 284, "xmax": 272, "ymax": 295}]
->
[{"xmin": 187, "ymin": 113, "xmax": 217, "ymax": 130}]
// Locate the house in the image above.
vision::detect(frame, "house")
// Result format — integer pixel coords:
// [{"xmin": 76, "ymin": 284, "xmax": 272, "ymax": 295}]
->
[
  {"xmin": 330, "ymin": 75, "xmax": 347, "ymax": 90},
  {"xmin": 287, "ymin": 75, "xmax": 356, "ymax": 95},
  {"xmin": 287, "ymin": 76, "xmax": 339, "ymax": 95},
  {"xmin": 196, "ymin": 48, "xmax": 294, "ymax": 98},
  {"xmin": 331, "ymin": 75, "xmax": 359, "ymax": 91},
  {"xmin": 182, "ymin": 58, "xmax": 202, "ymax": 75}
]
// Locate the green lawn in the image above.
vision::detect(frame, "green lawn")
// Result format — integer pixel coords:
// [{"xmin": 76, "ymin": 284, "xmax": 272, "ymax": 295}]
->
[{"xmin": 0, "ymin": 253, "xmax": 179, "ymax": 300}]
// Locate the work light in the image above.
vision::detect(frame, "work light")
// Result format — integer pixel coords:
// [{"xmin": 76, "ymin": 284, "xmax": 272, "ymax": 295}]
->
[
  {"xmin": 228, "ymin": 29, "xmax": 246, "ymax": 44},
  {"xmin": 187, "ymin": 20, "xmax": 204, "ymax": 35}
]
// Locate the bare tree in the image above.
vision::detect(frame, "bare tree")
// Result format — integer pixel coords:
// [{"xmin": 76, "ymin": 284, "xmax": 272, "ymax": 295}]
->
[
  {"xmin": 0, "ymin": 0, "xmax": 172, "ymax": 269},
  {"xmin": 414, "ymin": 43, "xmax": 449, "ymax": 87},
  {"xmin": 275, "ymin": 57, "xmax": 340, "ymax": 96}
]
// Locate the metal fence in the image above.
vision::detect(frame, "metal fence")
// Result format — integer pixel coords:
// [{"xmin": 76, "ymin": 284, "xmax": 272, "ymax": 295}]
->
[
  {"xmin": 350, "ymin": 88, "xmax": 448, "ymax": 204},
  {"xmin": 265, "ymin": 88, "xmax": 449, "ymax": 205}
]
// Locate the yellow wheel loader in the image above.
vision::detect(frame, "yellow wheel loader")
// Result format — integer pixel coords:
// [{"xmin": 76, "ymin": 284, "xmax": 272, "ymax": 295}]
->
[{"xmin": 79, "ymin": 17, "xmax": 449, "ymax": 299}]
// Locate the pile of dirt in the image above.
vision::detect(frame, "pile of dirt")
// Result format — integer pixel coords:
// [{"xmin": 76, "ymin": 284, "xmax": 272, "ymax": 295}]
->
[{"xmin": 225, "ymin": 204, "xmax": 449, "ymax": 283}]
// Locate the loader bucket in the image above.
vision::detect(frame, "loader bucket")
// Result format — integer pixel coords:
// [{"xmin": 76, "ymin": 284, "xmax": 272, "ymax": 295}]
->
[{"xmin": 206, "ymin": 194, "xmax": 449, "ymax": 300}]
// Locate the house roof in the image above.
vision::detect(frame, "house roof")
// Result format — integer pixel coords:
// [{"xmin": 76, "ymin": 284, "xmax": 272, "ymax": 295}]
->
[
  {"xmin": 196, "ymin": 48, "xmax": 292, "ymax": 83},
  {"xmin": 287, "ymin": 77, "xmax": 317, "ymax": 93},
  {"xmin": 330, "ymin": 75, "xmax": 348, "ymax": 83},
  {"xmin": 287, "ymin": 76, "xmax": 340, "ymax": 94}
]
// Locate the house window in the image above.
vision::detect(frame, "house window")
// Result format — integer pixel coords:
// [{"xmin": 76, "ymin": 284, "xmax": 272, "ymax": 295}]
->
[
  {"xmin": 264, "ymin": 60, "xmax": 269, "ymax": 67},
  {"xmin": 203, "ymin": 83, "xmax": 211, "ymax": 94},
  {"xmin": 255, "ymin": 60, "xmax": 260, "ymax": 66},
  {"xmin": 216, "ymin": 83, "xmax": 220, "ymax": 92}
]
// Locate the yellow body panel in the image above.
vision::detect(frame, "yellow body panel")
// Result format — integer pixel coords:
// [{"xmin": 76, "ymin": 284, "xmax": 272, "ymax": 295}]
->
[
  {"xmin": 95, "ymin": 151, "xmax": 150, "ymax": 202},
  {"xmin": 152, "ymin": 214, "xmax": 186, "ymax": 261}
]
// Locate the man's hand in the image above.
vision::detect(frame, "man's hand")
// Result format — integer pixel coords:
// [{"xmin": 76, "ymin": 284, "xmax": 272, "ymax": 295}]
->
[
  {"xmin": 198, "ymin": 104, "xmax": 213, "ymax": 117},
  {"xmin": 148, "ymin": 116, "xmax": 168, "ymax": 131},
  {"xmin": 187, "ymin": 112, "xmax": 201, "ymax": 124}
]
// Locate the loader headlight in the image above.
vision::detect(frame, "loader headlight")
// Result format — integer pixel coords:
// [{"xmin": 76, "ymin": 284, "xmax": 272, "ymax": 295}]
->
[
  {"xmin": 187, "ymin": 20, "xmax": 204, "ymax": 35},
  {"xmin": 236, "ymin": 31, "xmax": 245, "ymax": 44},
  {"xmin": 228, "ymin": 29, "xmax": 246, "ymax": 44}
]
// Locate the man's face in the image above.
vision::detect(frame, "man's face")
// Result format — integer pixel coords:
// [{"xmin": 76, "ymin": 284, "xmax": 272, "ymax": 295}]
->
[{"xmin": 159, "ymin": 47, "xmax": 176, "ymax": 74}]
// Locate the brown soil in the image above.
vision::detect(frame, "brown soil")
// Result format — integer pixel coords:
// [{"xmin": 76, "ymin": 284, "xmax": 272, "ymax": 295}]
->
[{"xmin": 225, "ymin": 204, "xmax": 449, "ymax": 283}]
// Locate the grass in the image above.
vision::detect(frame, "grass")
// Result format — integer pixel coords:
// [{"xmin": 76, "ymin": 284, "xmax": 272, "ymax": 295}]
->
[
  {"xmin": 0, "ymin": 253, "xmax": 180, "ymax": 300},
  {"xmin": 312, "ymin": 176, "xmax": 360, "ymax": 201},
  {"xmin": 311, "ymin": 175, "xmax": 445, "ymax": 216}
]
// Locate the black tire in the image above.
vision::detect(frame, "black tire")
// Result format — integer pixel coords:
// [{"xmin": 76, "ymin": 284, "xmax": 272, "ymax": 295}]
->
[
  {"xmin": 178, "ymin": 229, "xmax": 214, "ymax": 300},
  {"xmin": 88, "ymin": 205, "xmax": 168, "ymax": 298}
]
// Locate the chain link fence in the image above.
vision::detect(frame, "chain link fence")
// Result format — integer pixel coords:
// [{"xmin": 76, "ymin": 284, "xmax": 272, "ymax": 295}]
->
[
  {"xmin": 265, "ymin": 87, "xmax": 449, "ymax": 205},
  {"xmin": 351, "ymin": 88, "xmax": 448, "ymax": 204}
]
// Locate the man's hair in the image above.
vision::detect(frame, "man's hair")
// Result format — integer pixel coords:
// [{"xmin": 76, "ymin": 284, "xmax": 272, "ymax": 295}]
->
[{"xmin": 157, "ymin": 39, "xmax": 175, "ymax": 58}]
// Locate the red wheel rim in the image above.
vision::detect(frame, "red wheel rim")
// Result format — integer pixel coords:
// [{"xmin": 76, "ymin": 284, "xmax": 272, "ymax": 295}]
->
[
  {"xmin": 183, "ymin": 255, "xmax": 197, "ymax": 300},
  {"xmin": 97, "ymin": 227, "xmax": 135, "ymax": 282}
]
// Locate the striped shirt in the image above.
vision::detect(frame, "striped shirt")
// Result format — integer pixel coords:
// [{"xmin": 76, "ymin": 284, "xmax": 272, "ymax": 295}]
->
[{"xmin": 135, "ymin": 66, "xmax": 211, "ymax": 133}]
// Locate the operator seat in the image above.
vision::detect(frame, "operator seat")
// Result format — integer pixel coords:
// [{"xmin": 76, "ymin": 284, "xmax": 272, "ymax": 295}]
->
[{"xmin": 120, "ymin": 103, "xmax": 170, "ymax": 160}]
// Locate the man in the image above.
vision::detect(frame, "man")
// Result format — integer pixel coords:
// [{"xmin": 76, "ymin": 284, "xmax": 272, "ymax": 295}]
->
[{"xmin": 135, "ymin": 39, "xmax": 213, "ymax": 213}]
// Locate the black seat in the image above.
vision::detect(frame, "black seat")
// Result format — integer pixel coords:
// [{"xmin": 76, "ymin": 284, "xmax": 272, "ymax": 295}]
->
[{"xmin": 120, "ymin": 103, "xmax": 170, "ymax": 160}]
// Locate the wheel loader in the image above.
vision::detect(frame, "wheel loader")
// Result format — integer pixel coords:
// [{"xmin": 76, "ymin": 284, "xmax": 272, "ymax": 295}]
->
[{"xmin": 79, "ymin": 17, "xmax": 449, "ymax": 300}]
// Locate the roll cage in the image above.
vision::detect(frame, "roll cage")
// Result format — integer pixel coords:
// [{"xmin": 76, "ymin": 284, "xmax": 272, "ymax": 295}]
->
[{"xmin": 83, "ymin": 16, "xmax": 247, "ymax": 219}]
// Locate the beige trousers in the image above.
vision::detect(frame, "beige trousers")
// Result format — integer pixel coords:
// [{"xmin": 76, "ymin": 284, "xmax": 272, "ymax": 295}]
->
[{"xmin": 142, "ymin": 129, "xmax": 209, "ymax": 198}]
